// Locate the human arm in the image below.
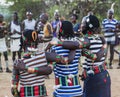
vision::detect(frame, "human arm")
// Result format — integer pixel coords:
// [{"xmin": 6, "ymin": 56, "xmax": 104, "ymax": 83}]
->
[
  {"xmin": 95, "ymin": 36, "xmax": 107, "ymax": 61},
  {"xmin": 21, "ymin": 21, "xmax": 25, "ymax": 32},
  {"xmin": 7, "ymin": 22, "xmax": 11, "ymax": 34},
  {"xmin": 13, "ymin": 59, "xmax": 52, "ymax": 75},
  {"xmin": 11, "ymin": 65, "xmax": 20, "ymax": 97},
  {"xmin": 13, "ymin": 22, "xmax": 22, "ymax": 35},
  {"xmin": 81, "ymin": 48, "xmax": 97, "ymax": 60},
  {"xmin": 82, "ymin": 36, "xmax": 107, "ymax": 61},
  {"xmin": 45, "ymin": 51, "xmax": 75, "ymax": 64},
  {"xmin": 50, "ymin": 37, "xmax": 90, "ymax": 50},
  {"xmin": 102, "ymin": 22, "xmax": 116, "ymax": 32},
  {"xmin": 82, "ymin": 47, "xmax": 107, "ymax": 62},
  {"xmin": 35, "ymin": 20, "xmax": 39, "ymax": 31}
]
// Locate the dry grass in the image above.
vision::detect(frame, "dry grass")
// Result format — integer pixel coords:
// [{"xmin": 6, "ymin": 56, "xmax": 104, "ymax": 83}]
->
[{"xmin": 0, "ymin": 47, "xmax": 120, "ymax": 97}]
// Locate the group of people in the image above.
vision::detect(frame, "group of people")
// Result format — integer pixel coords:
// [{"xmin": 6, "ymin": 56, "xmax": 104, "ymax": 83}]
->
[{"xmin": 0, "ymin": 7, "xmax": 119, "ymax": 97}]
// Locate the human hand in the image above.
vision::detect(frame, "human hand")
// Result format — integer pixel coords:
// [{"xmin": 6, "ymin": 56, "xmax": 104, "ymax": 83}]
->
[
  {"xmin": 61, "ymin": 56, "xmax": 68, "ymax": 64},
  {"xmin": 13, "ymin": 59, "xmax": 27, "ymax": 71},
  {"xmin": 55, "ymin": 55, "xmax": 68, "ymax": 64},
  {"xmin": 107, "ymin": 28, "xmax": 114, "ymax": 32},
  {"xmin": 95, "ymin": 47, "xmax": 107, "ymax": 61},
  {"xmin": 11, "ymin": 86, "xmax": 19, "ymax": 97},
  {"xmin": 13, "ymin": 29, "xmax": 17, "ymax": 34}
]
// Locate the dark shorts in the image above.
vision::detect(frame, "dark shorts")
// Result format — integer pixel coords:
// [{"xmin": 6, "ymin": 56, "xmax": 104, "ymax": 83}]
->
[{"xmin": 83, "ymin": 70, "xmax": 111, "ymax": 97}]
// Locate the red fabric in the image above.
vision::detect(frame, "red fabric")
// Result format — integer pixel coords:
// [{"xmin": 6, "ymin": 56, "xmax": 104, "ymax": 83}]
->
[
  {"xmin": 83, "ymin": 63, "xmax": 106, "ymax": 79},
  {"xmin": 60, "ymin": 28, "xmax": 62, "ymax": 33},
  {"xmin": 55, "ymin": 77, "xmax": 59, "ymax": 85},
  {"xmin": 55, "ymin": 77, "xmax": 76, "ymax": 86},
  {"xmin": 93, "ymin": 66, "xmax": 100, "ymax": 74},
  {"xmin": 20, "ymin": 87, "xmax": 25, "ymax": 97},
  {"xmin": 83, "ymin": 71, "xmax": 87, "ymax": 78},
  {"xmin": 88, "ymin": 31, "xmax": 92, "ymax": 35},
  {"xmin": 104, "ymin": 78, "xmax": 107, "ymax": 83},
  {"xmin": 68, "ymin": 78, "xmax": 73, "ymax": 86},
  {"xmin": 34, "ymin": 86, "xmax": 39, "ymax": 96},
  {"xmin": 57, "ymin": 44, "xmax": 62, "ymax": 46}
]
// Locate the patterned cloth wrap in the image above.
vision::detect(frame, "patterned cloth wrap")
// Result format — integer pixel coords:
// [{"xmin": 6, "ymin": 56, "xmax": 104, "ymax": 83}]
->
[
  {"xmin": 83, "ymin": 63, "xmax": 106, "ymax": 78},
  {"xmin": 55, "ymin": 75, "xmax": 80, "ymax": 86},
  {"xmin": 52, "ymin": 44, "xmax": 83, "ymax": 97},
  {"xmin": 12, "ymin": 51, "xmax": 48, "ymax": 97}
]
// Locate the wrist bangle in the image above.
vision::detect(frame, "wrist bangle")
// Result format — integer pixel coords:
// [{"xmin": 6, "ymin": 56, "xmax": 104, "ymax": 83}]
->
[
  {"xmin": 56, "ymin": 55, "xmax": 61, "ymax": 62},
  {"xmin": 57, "ymin": 41, "xmax": 63, "ymax": 46},
  {"xmin": 25, "ymin": 66, "xmax": 28, "ymax": 71},
  {"xmin": 93, "ymin": 54, "xmax": 97, "ymax": 60},
  {"xmin": 34, "ymin": 67, "xmax": 39, "ymax": 73}
]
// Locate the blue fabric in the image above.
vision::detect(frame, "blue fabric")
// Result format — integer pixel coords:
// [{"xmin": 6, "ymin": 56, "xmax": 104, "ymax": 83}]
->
[
  {"xmin": 51, "ymin": 45, "xmax": 83, "ymax": 97},
  {"xmin": 73, "ymin": 23, "xmax": 80, "ymax": 33},
  {"xmin": 83, "ymin": 70, "xmax": 111, "ymax": 97},
  {"xmin": 53, "ymin": 92, "xmax": 72, "ymax": 97},
  {"xmin": 53, "ymin": 91, "xmax": 82, "ymax": 97},
  {"xmin": 107, "ymin": 41, "xmax": 115, "ymax": 45},
  {"xmin": 51, "ymin": 20, "xmax": 60, "ymax": 37}
]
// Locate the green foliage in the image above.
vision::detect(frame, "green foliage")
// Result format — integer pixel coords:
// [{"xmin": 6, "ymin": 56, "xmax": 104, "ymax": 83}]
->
[
  {"xmin": 2, "ymin": 0, "xmax": 120, "ymax": 22},
  {"xmin": 5, "ymin": 0, "xmax": 47, "ymax": 21}
]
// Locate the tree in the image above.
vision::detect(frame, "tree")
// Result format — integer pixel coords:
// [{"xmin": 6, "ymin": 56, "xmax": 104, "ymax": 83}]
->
[
  {"xmin": 4, "ymin": 0, "xmax": 120, "ymax": 22},
  {"xmin": 6, "ymin": 0, "xmax": 47, "ymax": 21}
]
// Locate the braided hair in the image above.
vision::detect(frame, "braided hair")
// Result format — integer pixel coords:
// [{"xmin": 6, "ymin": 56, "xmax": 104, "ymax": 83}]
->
[
  {"xmin": 20, "ymin": 30, "xmax": 38, "ymax": 51},
  {"xmin": 82, "ymin": 15, "xmax": 100, "ymax": 34},
  {"xmin": 58, "ymin": 21, "xmax": 74, "ymax": 39}
]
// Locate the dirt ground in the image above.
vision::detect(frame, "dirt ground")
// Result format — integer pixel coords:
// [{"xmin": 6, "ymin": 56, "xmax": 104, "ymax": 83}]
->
[{"xmin": 0, "ymin": 50, "xmax": 120, "ymax": 97}]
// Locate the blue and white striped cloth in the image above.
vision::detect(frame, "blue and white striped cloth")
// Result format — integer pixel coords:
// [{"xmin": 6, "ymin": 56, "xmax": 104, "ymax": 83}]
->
[
  {"xmin": 83, "ymin": 36, "xmax": 106, "ymax": 74},
  {"xmin": 102, "ymin": 18, "xmax": 118, "ymax": 44},
  {"xmin": 51, "ymin": 41, "xmax": 83, "ymax": 97}
]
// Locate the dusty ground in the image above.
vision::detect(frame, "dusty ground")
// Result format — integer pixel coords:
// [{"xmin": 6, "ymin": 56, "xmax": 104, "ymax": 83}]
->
[{"xmin": 0, "ymin": 49, "xmax": 120, "ymax": 97}]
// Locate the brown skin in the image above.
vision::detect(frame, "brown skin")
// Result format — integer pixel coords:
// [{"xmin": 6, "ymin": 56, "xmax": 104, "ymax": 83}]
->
[
  {"xmin": 106, "ymin": 11, "xmax": 114, "ymax": 32},
  {"xmin": 57, "ymin": 37, "xmax": 107, "ymax": 61},
  {"xmin": 0, "ymin": 16, "xmax": 8, "ymax": 35},
  {"xmin": 13, "ymin": 59, "xmax": 52, "ymax": 75},
  {"xmin": 13, "ymin": 52, "xmax": 68, "ymax": 75},
  {"xmin": 38, "ymin": 13, "xmax": 53, "ymax": 42},
  {"xmin": 40, "ymin": 13, "xmax": 48, "ymax": 24},
  {"xmin": 107, "ymin": 12, "xmax": 114, "ymax": 20},
  {"xmin": 8, "ymin": 13, "xmax": 22, "ymax": 35},
  {"xmin": 54, "ymin": 13, "xmax": 60, "ymax": 21}
]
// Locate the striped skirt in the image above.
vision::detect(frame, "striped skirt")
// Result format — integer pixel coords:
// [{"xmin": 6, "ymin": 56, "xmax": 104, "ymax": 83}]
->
[
  {"xmin": 20, "ymin": 85, "xmax": 47, "ymax": 97},
  {"xmin": 53, "ymin": 75, "xmax": 83, "ymax": 97}
]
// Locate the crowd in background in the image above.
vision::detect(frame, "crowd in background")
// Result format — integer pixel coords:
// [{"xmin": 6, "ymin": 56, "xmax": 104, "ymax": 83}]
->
[{"xmin": 0, "ymin": 8, "xmax": 120, "ymax": 97}]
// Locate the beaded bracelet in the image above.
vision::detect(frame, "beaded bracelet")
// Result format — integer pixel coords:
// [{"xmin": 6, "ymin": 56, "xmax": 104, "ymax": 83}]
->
[
  {"xmin": 27, "ymin": 67, "xmax": 39, "ymax": 74},
  {"xmin": 56, "ymin": 55, "xmax": 61, "ymax": 62},
  {"xmin": 57, "ymin": 41, "xmax": 63, "ymax": 46},
  {"xmin": 34, "ymin": 67, "xmax": 39, "ymax": 73}
]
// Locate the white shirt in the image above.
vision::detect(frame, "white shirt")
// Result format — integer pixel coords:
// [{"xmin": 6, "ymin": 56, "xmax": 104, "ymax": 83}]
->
[{"xmin": 23, "ymin": 19, "xmax": 36, "ymax": 30}]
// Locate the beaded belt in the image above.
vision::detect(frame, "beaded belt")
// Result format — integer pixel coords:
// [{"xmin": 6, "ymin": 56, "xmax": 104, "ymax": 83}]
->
[
  {"xmin": 83, "ymin": 63, "xmax": 106, "ymax": 78},
  {"xmin": 55, "ymin": 75, "xmax": 80, "ymax": 86}
]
